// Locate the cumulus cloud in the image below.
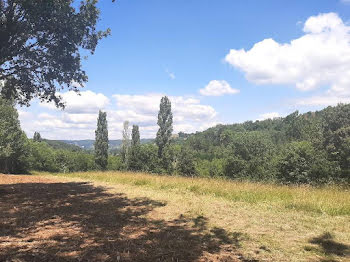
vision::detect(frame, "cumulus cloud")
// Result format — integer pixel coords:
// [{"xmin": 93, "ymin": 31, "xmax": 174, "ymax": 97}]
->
[
  {"xmin": 199, "ymin": 80, "xmax": 239, "ymax": 96},
  {"xmin": 19, "ymin": 91, "xmax": 219, "ymax": 139},
  {"xmin": 296, "ymin": 94, "xmax": 350, "ymax": 106},
  {"xmin": 225, "ymin": 12, "xmax": 350, "ymax": 106},
  {"xmin": 41, "ymin": 90, "xmax": 110, "ymax": 113},
  {"xmin": 112, "ymin": 94, "xmax": 218, "ymax": 136},
  {"xmin": 257, "ymin": 112, "xmax": 280, "ymax": 121}
]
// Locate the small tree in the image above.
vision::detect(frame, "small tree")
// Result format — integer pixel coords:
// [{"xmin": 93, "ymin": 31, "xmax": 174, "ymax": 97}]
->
[
  {"xmin": 33, "ymin": 132, "xmax": 42, "ymax": 142},
  {"xmin": 0, "ymin": 98, "xmax": 29, "ymax": 173},
  {"xmin": 156, "ymin": 96, "xmax": 173, "ymax": 158},
  {"xmin": 121, "ymin": 121, "xmax": 130, "ymax": 166},
  {"xmin": 94, "ymin": 110, "xmax": 108, "ymax": 170},
  {"xmin": 177, "ymin": 146, "xmax": 196, "ymax": 177}
]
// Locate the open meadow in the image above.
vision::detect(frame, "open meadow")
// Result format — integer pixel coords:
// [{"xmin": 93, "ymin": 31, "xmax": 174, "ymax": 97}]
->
[{"xmin": 1, "ymin": 172, "xmax": 349, "ymax": 262}]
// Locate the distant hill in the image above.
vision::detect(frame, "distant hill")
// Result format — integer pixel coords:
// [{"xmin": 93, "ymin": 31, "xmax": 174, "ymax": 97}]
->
[
  {"xmin": 58, "ymin": 139, "xmax": 154, "ymax": 150},
  {"xmin": 42, "ymin": 139, "xmax": 83, "ymax": 152}
]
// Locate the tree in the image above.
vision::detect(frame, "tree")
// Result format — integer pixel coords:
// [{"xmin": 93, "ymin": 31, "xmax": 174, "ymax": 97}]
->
[
  {"xmin": 27, "ymin": 140, "xmax": 58, "ymax": 172},
  {"xmin": 0, "ymin": 0, "xmax": 110, "ymax": 107},
  {"xmin": 94, "ymin": 110, "xmax": 108, "ymax": 170},
  {"xmin": 33, "ymin": 131, "xmax": 41, "ymax": 142},
  {"xmin": 0, "ymin": 97, "xmax": 29, "ymax": 173},
  {"xmin": 131, "ymin": 125, "xmax": 140, "ymax": 147},
  {"xmin": 156, "ymin": 96, "xmax": 173, "ymax": 158},
  {"xmin": 121, "ymin": 120, "xmax": 130, "ymax": 166},
  {"xmin": 177, "ymin": 146, "xmax": 196, "ymax": 176},
  {"xmin": 129, "ymin": 125, "xmax": 141, "ymax": 170},
  {"xmin": 276, "ymin": 141, "xmax": 336, "ymax": 184}
]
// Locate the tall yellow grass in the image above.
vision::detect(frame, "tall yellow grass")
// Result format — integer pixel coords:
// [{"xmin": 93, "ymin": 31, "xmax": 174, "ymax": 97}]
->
[{"xmin": 37, "ymin": 171, "xmax": 350, "ymax": 216}]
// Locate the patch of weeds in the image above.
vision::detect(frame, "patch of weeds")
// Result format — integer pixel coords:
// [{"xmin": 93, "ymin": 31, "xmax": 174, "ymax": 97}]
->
[
  {"xmin": 284, "ymin": 203, "xmax": 323, "ymax": 214},
  {"xmin": 133, "ymin": 179, "xmax": 150, "ymax": 186},
  {"xmin": 188, "ymin": 184, "xmax": 201, "ymax": 193}
]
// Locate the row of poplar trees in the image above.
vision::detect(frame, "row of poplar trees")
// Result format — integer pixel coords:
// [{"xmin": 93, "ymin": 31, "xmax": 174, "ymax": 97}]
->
[{"xmin": 94, "ymin": 96, "xmax": 173, "ymax": 170}]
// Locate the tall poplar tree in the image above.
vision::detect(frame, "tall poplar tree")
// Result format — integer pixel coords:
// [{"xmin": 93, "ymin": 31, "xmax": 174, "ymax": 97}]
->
[
  {"xmin": 129, "ymin": 125, "xmax": 141, "ymax": 170},
  {"xmin": 121, "ymin": 121, "xmax": 130, "ymax": 165},
  {"xmin": 94, "ymin": 110, "xmax": 108, "ymax": 170},
  {"xmin": 131, "ymin": 125, "xmax": 140, "ymax": 147},
  {"xmin": 156, "ymin": 96, "xmax": 173, "ymax": 158}
]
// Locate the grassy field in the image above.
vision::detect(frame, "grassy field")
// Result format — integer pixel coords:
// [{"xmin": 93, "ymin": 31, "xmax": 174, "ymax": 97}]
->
[{"xmin": 1, "ymin": 171, "xmax": 349, "ymax": 261}]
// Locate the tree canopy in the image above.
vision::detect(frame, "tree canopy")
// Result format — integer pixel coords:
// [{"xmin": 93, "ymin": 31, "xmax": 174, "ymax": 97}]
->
[
  {"xmin": 0, "ymin": 97, "xmax": 28, "ymax": 173},
  {"xmin": 0, "ymin": 0, "xmax": 110, "ymax": 107},
  {"xmin": 156, "ymin": 96, "xmax": 173, "ymax": 158},
  {"xmin": 94, "ymin": 110, "xmax": 108, "ymax": 170}
]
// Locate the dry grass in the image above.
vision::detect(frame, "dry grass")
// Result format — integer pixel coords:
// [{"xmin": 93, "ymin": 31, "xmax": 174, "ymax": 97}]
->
[
  {"xmin": 41, "ymin": 171, "xmax": 350, "ymax": 216},
  {"xmin": 1, "ymin": 172, "xmax": 349, "ymax": 262}
]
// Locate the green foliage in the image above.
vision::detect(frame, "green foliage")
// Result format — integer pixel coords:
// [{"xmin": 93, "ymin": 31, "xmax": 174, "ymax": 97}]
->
[
  {"xmin": 135, "ymin": 144, "xmax": 159, "ymax": 173},
  {"xmin": 107, "ymin": 155, "xmax": 124, "ymax": 171},
  {"xmin": 128, "ymin": 125, "xmax": 141, "ymax": 171},
  {"xmin": 0, "ymin": 98, "xmax": 29, "ymax": 173},
  {"xmin": 5, "ymin": 96, "xmax": 350, "ymax": 185},
  {"xmin": 156, "ymin": 96, "xmax": 173, "ymax": 158},
  {"xmin": 0, "ymin": 0, "xmax": 110, "ymax": 107},
  {"xmin": 27, "ymin": 141, "xmax": 95, "ymax": 173},
  {"xmin": 276, "ymin": 141, "xmax": 338, "ymax": 184},
  {"xmin": 28, "ymin": 141, "xmax": 58, "ymax": 172},
  {"xmin": 177, "ymin": 146, "xmax": 196, "ymax": 176},
  {"xmin": 223, "ymin": 131, "xmax": 275, "ymax": 181},
  {"xmin": 33, "ymin": 132, "xmax": 42, "ymax": 142},
  {"xmin": 94, "ymin": 110, "xmax": 108, "ymax": 170},
  {"xmin": 185, "ymin": 103, "xmax": 350, "ymax": 184},
  {"xmin": 131, "ymin": 125, "xmax": 140, "ymax": 147},
  {"xmin": 195, "ymin": 158, "xmax": 225, "ymax": 178},
  {"xmin": 121, "ymin": 121, "xmax": 130, "ymax": 165},
  {"xmin": 43, "ymin": 139, "xmax": 82, "ymax": 151}
]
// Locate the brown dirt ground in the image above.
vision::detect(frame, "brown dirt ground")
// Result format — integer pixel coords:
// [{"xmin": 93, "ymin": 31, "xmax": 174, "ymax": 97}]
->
[{"xmin": 0, "ymin": 174, "xmax": 255, "ymax": 262}]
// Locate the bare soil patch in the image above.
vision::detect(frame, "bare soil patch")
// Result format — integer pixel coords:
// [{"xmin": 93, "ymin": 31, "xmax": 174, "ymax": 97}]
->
[{"xmin": 0, "ymin": 174, "xmax": 252, "ymax": 262}]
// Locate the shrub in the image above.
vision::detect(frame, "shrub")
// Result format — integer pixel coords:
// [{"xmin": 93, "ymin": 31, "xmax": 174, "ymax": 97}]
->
[{"xmin": 276, "ymin": 141, "xmax": 338, "ymax": 184}]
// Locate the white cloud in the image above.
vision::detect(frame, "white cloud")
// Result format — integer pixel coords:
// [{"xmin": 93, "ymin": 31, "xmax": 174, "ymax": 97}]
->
[
  {"xmin": 199, "ymin": 80, "xmax": 239, "ymax": 96},
  {"xmin": 225, "ymin": 13, "xmax": 350, "ymax": 106},
  {"xmin": 112, "ymin": 94, "xmax": 218, "ymax": 136},
  {"xmin": 341, "ymin": 0, "xmax": 350, "ymax": 4},
  {"xmin": 296, "ymin": 94, "xmax": 350, "ymax": 106},
  {"xmin": 71, "ymin": 80, "xmax": 83, "ymax": 88},
  {"xmin": 62, "ymin": 113, "xmax": 97, "ymax": 124},
  {"xmin": 257, "ymin": 112, "xmax": 280, "ymax": 121},
  {"xmin": 165, "ymin": 69, "xmax": 176, "ymax": 80},
  {"xmin": 18, "ymin": 91, "xmax": 219, "ymax": 139},
  {"xmin": 41, "ymin": 90, "xmax": 109, "ymax": 113}
]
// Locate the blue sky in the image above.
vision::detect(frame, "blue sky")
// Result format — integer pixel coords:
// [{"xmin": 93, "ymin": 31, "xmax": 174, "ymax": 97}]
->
[{"xmin": 19, "ymin": 0, "xmax": 350, "ymax": 139}]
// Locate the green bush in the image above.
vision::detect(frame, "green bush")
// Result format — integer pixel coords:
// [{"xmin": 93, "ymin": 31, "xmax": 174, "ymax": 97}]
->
[
  {"xmin": 177, "ymin": 146, "xmax": 196, "ymax": 176},
  {"xmin": 0, "ymin": 98, "xmax": 30, "ymax": 173},
  {"xmin": 108, "ymin": 155, "xmax": 123, "ymax": 171},
  {"xmin": 276, "ymin": 141, "xmax": 338, "ymax": 184}
]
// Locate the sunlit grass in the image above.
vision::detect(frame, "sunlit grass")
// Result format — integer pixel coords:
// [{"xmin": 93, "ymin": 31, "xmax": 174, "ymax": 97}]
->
[{"xmin": 36, "ymin": 171, "xmax": 350, "ymax": 216}]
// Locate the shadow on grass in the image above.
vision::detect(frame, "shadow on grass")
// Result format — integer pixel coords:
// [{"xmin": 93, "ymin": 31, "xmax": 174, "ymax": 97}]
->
[
  {"xmin": 305, "ymin": 232, "xmax": 350, "ymax": 262},
  {"xmin": 0, "ymin": 180, "xmax": 254, "ymax": 261}
]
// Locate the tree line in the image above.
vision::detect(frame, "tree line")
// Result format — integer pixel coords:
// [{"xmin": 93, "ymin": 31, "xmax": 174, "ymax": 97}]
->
[{"xmin": 1, "ymin": 95, "xmax": 350, "ymax": 185}]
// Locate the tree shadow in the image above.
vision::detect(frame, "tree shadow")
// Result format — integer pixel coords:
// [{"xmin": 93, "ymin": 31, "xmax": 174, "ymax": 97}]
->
[
  {"xmin": 0, "ymin": 180, "xmax": 254, "ymax": 261},
  {"xmin": 305, "ymin": 232, "xmax": 350, "ymax": 261}
]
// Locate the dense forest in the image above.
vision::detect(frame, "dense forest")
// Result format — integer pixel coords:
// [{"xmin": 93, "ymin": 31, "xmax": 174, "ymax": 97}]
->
[{"xmin": 1, "ymin": 96, "xmax": 350, "ymax": 185}]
